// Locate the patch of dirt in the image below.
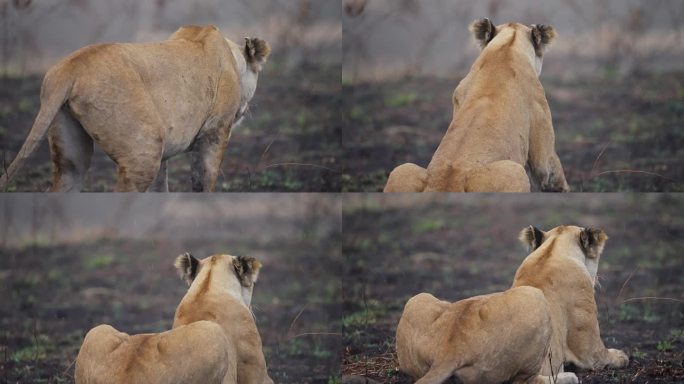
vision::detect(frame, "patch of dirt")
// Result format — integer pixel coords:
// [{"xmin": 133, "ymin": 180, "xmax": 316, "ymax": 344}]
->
[
  {"xmin": 342, "ymin": 72, "xmax": 684, "ymax": 192},
  {"xmin": 0, "ymin": 61, "xmax": 341, "ymax": 192},
  {"xmin": 342, "ymin": 194, "xmax": 684, "ymax": 383}
]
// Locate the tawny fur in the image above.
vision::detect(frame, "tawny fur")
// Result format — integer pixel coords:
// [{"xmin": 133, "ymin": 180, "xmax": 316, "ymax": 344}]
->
[
  {"xmin": 385, "ymin": 20, "xmax": 569, "ymax": 192},
  {"xmin": 396, "ymin": 287, "xmax": 575, "ymax": 384},
  {"xmin": 0, "ymin": 25, "xmax": 270, "ymax": 192},
  {"xmin": 75, "ymin": 253, "xmax": 274, "ymax": 384},
  {"xmin": 513, "ymin": 225, "xmax": 629, "ymax": 377}
]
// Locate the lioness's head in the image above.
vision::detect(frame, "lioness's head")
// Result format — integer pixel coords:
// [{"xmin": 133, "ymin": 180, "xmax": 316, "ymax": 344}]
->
[
  {"xmin": 226, "ymin": 37, "xmax": 271, "ymax": 121},
  {"xmin": 470, "ymin": 18, "xmax": 556, "ymax": 76},
  {"xmin": 519, "ymin": 225, "xmax": 608, "ymax": 285},
  {"xmin": 174, "ymin": 253, "xmax": 262, "ymax": 307}
]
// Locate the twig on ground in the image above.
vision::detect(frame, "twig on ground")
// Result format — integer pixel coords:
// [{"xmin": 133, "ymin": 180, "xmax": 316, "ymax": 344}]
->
[
  {"xmin": 262, "ymin": 162, "xmax": 338, "ymax": 172},
  {"xmin": 590, "ymin": 169, "xmax": 675, "ymax": 181}
]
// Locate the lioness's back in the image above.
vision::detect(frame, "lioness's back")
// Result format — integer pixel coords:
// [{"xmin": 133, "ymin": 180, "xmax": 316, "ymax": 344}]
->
[{"xmin": 76, "ymin": 321, "xmax": 233, "ymax": 384}]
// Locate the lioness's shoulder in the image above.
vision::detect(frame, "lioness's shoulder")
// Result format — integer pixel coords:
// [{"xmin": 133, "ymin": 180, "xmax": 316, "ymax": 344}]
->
[{"xmin": 169, "ymin": 25, "xmax": 222, "ymax": 43}]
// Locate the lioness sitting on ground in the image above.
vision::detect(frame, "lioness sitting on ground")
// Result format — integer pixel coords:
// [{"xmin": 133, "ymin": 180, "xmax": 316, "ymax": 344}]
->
[
  {"xmin": 384, "ymin": 19, "xmax": 569, "ymax": 192},
  {"xmin": 396, "ymin": 225, "xmax": 629, "ymax": 383},
  {"xmin": 513, "ymin": 225, "xmax": 629, "ymax": 378},
  {"xmin": 0, "ymin": 25, "xmax": 270, "ymax": 192},
  {"xmin": 75, "ymin": 253, "xmax": 274, "ymax": 384}
]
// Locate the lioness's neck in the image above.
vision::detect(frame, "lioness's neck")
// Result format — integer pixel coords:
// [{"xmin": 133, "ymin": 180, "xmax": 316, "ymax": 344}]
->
[
  {"xmin": 226, "ymin": 39, "xmax": 257, "ymax": 118},
  {"xmin": 479, "ymin": 28, "xmax": 540, "ymax": 76},
  {"xmin": 184, "ymin": 264, "xmax": 245, "ymax": 307}
]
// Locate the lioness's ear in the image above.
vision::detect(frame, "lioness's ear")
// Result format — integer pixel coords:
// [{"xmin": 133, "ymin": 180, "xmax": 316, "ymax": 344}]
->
[
  {"xmin": 244, "ymin": 37, "xmax": 271, "ymax": 69},
  {"xmin": 519, "ymin": 225, "xmax": 545, "ymax": 252},
  {"xmin": 580, "ymin": 228, "xmax": 608, "ymax": 259},
  {"xmin": 530, "ymin": 24, "xmax": 556, "ymax": 57},
  {"xmin": 469, "ymin": 18, "xmax": 497, "ymax": 48},
  {"xmin": 233, "ymin": 256, "xmax": 263, "ymax": 287},
  {"xmin": 174, "ymin": 252, "xmax": 199, "ymax": 286}
]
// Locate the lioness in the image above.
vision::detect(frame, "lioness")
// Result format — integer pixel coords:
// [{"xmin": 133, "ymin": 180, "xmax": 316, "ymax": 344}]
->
[
  {"xmin": 396, "ymin": 287, "xmax": 578, "ymax": 384},
  {"xmin": 513, "ymin": 225, "xmax": 629, "ymax": 377},
  {"xmin": 75, "ymin": 253, "xmax": 274, "ymax": 384},
  {"xmin": 0, "ymin": 25, "xmax": 270, "ymax": 192},
  {"xmin": 384, "ymin": 19, "xmax": 569, "ymax": 192}
]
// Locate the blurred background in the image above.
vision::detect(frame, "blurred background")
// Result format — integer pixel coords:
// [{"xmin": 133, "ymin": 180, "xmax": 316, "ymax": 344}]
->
[
  {"xmin": 0, "ymin": 0, "xmax": 342, "ymax": 191},
  {"xmin": 342, "ymin": 0, "xmax": 684, "ymax": 192},
  {"xmin": 0, "ymin": 194, "xmax": 342, "ymax": 383},
  {"xmin": 342, "ymin": 194, "xmax": 683, "ymax": 383}
]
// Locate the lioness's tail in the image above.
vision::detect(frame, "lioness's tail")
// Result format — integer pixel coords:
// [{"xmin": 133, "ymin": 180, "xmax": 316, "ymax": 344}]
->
[{"xmin": 0, "ymin": 69, "xmax": 72, "ymax": 190}]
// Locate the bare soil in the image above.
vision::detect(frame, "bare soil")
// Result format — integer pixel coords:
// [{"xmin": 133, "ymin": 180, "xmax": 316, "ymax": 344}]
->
[{"xmin": 342, "ymin": 194, "xmax": 684, "ymax": 383}]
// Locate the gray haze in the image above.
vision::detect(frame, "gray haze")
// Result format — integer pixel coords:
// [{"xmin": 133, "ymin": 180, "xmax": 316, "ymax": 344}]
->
[
  {"xmin": 0, "ymin": 194, "xmax": 341, "ymax": 248},
  {"xmin": 343, "ymin": 0, "xmax": 684, "ymax": 81},
  {"xmin": 1, "ymin": 0, "xmax": 341, "ymax": 73}
]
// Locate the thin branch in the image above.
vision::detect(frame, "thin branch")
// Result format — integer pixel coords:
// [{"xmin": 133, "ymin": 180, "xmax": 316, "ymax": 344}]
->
[
  {"xmin": 258, "ymin": 137, "xmax": 277, "ymax": 166},
  {"xmin": 616, "ymin": 266, "xmax": 639, "ymax": 302},
  {"xmin": 287, "ymin": 303, "xmax": 309, "ymax": 336},
  {"xmin": 590, "ymin": 170, "xmax": 676, "ymax": 181},
  {"xmin": 621, "ymin": 296, "xmax": 684, "ymax": 304},
  {"xmin": 590, "ymin": 140, "xmax": 612, "ymax": 176},
  {"xmin": 262, "ymin": 162, "xmax": 338, "ymax": 172},
  {"xmin": 290, "ymin": 332, "xmax": 342, "ymax": 339}
]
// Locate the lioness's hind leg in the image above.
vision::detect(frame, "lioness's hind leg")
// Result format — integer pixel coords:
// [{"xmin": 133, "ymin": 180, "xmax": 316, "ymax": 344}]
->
[
  {"xmin": 384, "ymin": 163, "xmax": 427, "ymax": 192},
  {"xmin": 465, "ymin": 160, "xmax": 530, "ymax": 192},
  {"xmin": 149, "ymin": 160, "xmax": 169, "ymax": 192},
  {"xmin": 190, "ymin": 135, "xmax": 229, "ymax": 192},
  {"xmin": 605, "ymin": 348, "xmax": 629, "ymax": 368},
  {"xmin": 414, "ymin": 363, "xmax": 459, "ymax": 384},
  {"xmin": 47, "ymin": 108, "xmax": 93, "ymax": 192},
  {"xmin": 115, "ymin": 151, "xmax": 162, "ymax": 192}
]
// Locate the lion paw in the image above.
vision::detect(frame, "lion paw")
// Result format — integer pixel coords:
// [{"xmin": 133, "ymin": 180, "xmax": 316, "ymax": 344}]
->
[
  {"xmin": 608, "ymin": 348, "xmax": 629, "ymax": 368},
  {"xmin": 556, "ymin": 372, "xmax": 579, "ymax": 384}
]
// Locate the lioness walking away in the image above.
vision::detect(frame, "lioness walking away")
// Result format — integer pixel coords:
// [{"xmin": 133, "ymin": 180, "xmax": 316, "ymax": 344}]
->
[
  {"xmin": 0, "ymin": 25, "xmax": 270, "ymax": 192},
  {"xmin": 75, "ymin": 253, "xmax": 274, "ymax": 384},
  {"xmin": 385, "ymin": 19, "xmax": 569, "ymax": 192}
]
